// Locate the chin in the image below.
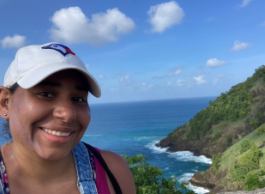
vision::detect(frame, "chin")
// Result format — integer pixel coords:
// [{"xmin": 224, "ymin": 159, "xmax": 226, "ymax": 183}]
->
[{"xmin": 36, "ymin": 147, "xmax": 72, "ymax": 161}]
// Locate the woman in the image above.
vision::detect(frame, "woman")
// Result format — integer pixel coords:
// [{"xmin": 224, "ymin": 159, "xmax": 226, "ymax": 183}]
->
[{"xmin": 0, "ymin": 43, "xmax": 136, "ymax": 194}]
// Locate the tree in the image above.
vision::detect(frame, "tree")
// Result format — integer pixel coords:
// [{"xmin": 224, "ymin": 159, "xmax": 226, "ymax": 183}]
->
[{"xmin": 122, "ymin": 154, "xmax": 195, "ymax": 194}]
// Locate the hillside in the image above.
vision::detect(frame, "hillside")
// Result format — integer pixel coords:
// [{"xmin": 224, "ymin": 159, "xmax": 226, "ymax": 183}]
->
[
  {"xmin": 156, "ymin": 65, "xmax": 265, "ymax": 193},
  {"xmin": 190, "ymin": 124, "xmax": 265, "ymax": 192}
]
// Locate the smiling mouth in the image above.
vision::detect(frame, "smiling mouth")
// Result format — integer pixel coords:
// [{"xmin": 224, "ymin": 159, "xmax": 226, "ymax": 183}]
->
[{"xmin": 40, "ymin": 128, "xmax": 71, "ymax": 137}]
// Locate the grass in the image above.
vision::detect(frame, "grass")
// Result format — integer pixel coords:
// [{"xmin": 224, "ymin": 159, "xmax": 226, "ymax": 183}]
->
[{"xmin": 219, "ymin": 125, "xmax": 265, "ymax": 171}]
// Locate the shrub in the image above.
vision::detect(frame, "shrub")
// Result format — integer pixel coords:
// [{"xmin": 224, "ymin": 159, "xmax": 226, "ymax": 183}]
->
[
  {"xmin": 231, "ymin": 143, "xmax": 263, "ymax": 184},
  {"xmin": 220, "ymin": 122, "xmax": 227, "ymax": 129},
  {"xmin": 244, "ymin": 174, "xmax": 260, "ymax": 190},
  {"xmin": 255, "ymin": 109, "xmax": 263, "ymax": 121},
  {"xmin": 122, "ymin": 154, "xmax": 195, "ymax": 194},
  {"xmin": 231, "ymin": 163, "xmax": 248, "ymax": 182},
  {"xmin": 211, "ymin": 132, "xmax": 222, "ymax": 142},
  {"xmin": 226, "ymin": 135, "xmax": 232, "ymax": 145},
  {"xmin": 257, "ymin": 124, "xmax": 265, "ymax": 135},
  {"xmin": 240, "ymin": 140, "xmax": 250, "ymax": 154},
  {"xmin": 244, "ymin": 118, "xmax": 250, "ymax": 124},
  {"xmin": 251, "ymin": 120, "xmax": 260, "ymax": 129},
  {"xmin": 238, "ymin": 144, "xmax": 262, "ymax": 171},
  {"xmin": 211, "ymin": 154, "xmax": 221, "ymax": 174},
  {"xmin": 244, "ymin": 172, "xmax": 265, "ymax": 191}
]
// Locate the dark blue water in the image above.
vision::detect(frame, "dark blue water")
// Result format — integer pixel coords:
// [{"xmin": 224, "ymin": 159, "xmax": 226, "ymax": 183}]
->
[
  {"xmin": 84, "ymin": 97, "xmax": 216, "ymax": 193},
  {"xmin": 0, "ymin": 97, "xmax": 216, "ymax": 193}
]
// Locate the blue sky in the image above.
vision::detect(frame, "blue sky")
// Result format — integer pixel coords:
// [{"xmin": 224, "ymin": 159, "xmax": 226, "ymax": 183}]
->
[{"xmin": 0, "ymin": 0, "xmax": 264, "ymax": 104}]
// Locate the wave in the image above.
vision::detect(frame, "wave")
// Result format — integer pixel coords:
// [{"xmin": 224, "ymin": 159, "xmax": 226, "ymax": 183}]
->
[
  {"xmin": 187, "ymin": 183, "xmax": 210, "ymax": 194},
  {"xmin": 144, "ymin": 141, "xmax": 169, "ymax": 154},
  {"xmin": 177, "ymin": 173, "xmax": 195, "ymax": 183},
  {"xmin": 177, "ymin": 173, "xmax": 210, "ymax": 194},
  {"xmin": 168, "ymin": 151, "xmax": 212, "ymax": 164},
  {"xmin": 145, "ymin": 141, "xmax": 212, "ymax": 164}
]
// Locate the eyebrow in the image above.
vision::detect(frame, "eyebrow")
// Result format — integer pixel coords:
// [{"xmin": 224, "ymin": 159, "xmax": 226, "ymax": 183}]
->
[{"xmin": 38, "ymin": 81, "xmax": 89, "ymax": 92}]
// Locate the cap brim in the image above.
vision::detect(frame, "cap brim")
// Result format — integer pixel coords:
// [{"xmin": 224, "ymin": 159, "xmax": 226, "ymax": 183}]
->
[{"xmin": 17, "ymin": 63, "xmax": 101, "ymax": 98}]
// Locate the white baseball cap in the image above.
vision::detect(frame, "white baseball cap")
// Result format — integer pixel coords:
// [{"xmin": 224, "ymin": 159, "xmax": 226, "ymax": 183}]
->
[{"xmin": 4, "ymin": 42, "xmax": 101, "ymax": 98}]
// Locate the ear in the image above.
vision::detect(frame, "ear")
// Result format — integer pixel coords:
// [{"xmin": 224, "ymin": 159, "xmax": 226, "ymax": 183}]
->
[{"xmin": 0, "ymin": 87, "xmax": 11, "ymax": 120}]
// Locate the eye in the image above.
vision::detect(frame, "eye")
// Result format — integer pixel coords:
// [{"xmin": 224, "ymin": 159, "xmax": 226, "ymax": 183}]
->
[
  {"xmin": 39, "ymin": 92, "xmax": 54, "ymax": 98},
  {"xmin": 72, "ymin": 97, "xmax": 86, "ymax": 103}
]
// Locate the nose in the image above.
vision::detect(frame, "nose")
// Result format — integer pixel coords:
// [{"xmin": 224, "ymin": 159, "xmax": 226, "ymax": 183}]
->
[{"xmin": 53, "ymin": 100, "xmax": 77, "ymax": 123}]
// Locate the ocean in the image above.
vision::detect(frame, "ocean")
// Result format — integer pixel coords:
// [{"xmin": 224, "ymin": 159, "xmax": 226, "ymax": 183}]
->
[{"xmin": 0, "ymin": 96, "xmax": 216, "ymax": 193}]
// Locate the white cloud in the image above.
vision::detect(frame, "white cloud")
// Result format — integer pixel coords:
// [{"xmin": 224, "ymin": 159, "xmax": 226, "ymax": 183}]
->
[
  {"xmin": 153, "ymin": 67, "xmax": 183, "ymax": 79},
  {"xmin": 141, "ymin": 82, "xmax": 153, "ymax": 90},
  {"xmin": 194, "ymin": 75, "xmax": 206, "ymax": 84},
  {"xmin": 241, "ymin": 0, "xmax": 253, "ymax": 7},
  {"xmin": 98, "ymin": 74, "xmax": 104, "ymax": 79},
  {"xmin": 49, "ymin": 7, "xmax": 135, "ymax": 46},
  {"xmin": 176, "ymin": 79, "xmax": 185, "ymax": 86},
  {"xmin": 1, "ymin": 34, "xmax": 26, "ymax": 49},
  {"xmin": 230, "ymin": 40, "xmax": 251, "ymax": 51},
  {"xmin": 120, "ymin": 74, "xmax": 132, "ymax": 83},
  {"xmin": 85, "ymin": 64, "xmax": 90, "ymax": 69},
  {"xmin": 168, "ymin": 68, "xmax": 182, "ymax": 77},
  {"xmin": 206, "ymin": 58, "xmax": 226, "ymax": 67},
  {"xmin": 147, "ymin": 1, "xmax": 184, "ymax": 33},
  {"xmin": 259, "ymin": 21, "xmax": 265, "ymax": 27}
]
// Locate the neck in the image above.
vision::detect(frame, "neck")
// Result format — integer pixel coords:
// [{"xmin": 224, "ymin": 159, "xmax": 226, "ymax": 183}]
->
[{"xmin": 3, "ymin": 141, "xmax": 75, "ymax": 184}]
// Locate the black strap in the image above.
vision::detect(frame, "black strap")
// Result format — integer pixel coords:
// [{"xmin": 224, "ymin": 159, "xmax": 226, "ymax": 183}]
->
[{"xmin": 82, "ymin": 142, "xmax": 123, "ymax": 194}]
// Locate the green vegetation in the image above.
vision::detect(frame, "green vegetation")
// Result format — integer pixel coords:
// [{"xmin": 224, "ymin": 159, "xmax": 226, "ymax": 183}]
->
[
  {"xmin": 212, "ymin": 124, "xmax": 265, "ymax": 190},
  {"xmin": 255, "ymin": 109, "xmax": 263, "ymax": 121},
  {"xmin": 178, "ymin": 66, "xmax": 265, "ymax": 140},
  {"xmin": 226, "ymin": 135, "xmax": 232, "ymax": 145},
  {"xmin": 230, "ymin": 143, "xmax": 265, "ymax": 190},
  {"xmin": 257, "ymin": 124, "xmax": 265, "ymax": 135},
  {"xmin": 252, "ymin": 120, "xmax": 260, "ymax": 129},
  {"xmin": 211, "ymin": 132, "xmax": 222, "ymax": 142},
  {"xmin": 240, "ymin": 140, "xmax": 250, "ymax": 154},
  {"xmin": 122, "ymin": 154, "xmax": 195, "ymax": 194},
  {"xmin": 162, "ymin": 66, "xmax": 265, "ymax": 192},
  {"xmin": 212, "ymin": 154, "xmax": 221, "ymax": 174}
]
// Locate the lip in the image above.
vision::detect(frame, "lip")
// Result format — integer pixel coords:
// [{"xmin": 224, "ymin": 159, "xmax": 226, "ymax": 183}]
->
[
  {"xmin": 39, "ymin": 127, "xmax": 75, "ymax": 144},
  {"xmin": 39, "ymin": 126, "xmax": 75, "ymax": 133}
]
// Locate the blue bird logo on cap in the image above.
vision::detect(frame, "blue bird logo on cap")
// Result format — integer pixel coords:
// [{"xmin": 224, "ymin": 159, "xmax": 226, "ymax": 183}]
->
[{"xmin": 41, "ymin": 43, "xmax": 75, "ymax": 56}]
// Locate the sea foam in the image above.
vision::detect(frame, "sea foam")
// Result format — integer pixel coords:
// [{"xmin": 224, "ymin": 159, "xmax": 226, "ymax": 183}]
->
[
  {"xmin": 145, "ymin": 141, "xmax": 212, "ymax": 164},
  {"xmin": 177, "ymin": 173, "xmax": 210, "ymax": 194}
]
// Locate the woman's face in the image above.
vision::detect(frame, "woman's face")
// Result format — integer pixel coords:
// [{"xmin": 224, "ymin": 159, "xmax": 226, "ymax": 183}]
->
[{"xmin": 8, "ymin": 70, "xmax": 91, "ymax": 160}]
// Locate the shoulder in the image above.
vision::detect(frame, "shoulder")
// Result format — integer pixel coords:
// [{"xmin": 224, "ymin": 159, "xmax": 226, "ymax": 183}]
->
[{"xmin": 100, "ymin": 150, "xmax": 136, "ymax": 194}]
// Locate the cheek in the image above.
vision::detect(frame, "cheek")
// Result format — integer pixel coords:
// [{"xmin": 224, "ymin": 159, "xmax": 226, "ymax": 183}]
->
[
  {"xmin": 9, "ymin": 95, "xmax": 51, "ymax": 141},
  {"xmin": 78, "ymin": 107, "xmax": 91, "ymax": 132}
]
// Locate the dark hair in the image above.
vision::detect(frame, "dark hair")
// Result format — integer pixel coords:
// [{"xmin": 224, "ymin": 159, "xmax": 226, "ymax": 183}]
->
[{"xmin": 2, "ymin": 83, "xmax": 19, "ymax": 139}]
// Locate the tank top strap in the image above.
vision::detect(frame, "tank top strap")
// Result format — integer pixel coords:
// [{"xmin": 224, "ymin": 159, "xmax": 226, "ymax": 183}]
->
[{"xmin": 72, "ymin": 142, "xmax": 98, "ymax": 194}]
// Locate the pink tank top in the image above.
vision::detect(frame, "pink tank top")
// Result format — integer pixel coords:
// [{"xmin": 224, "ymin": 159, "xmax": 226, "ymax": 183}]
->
[{"xmin": 94, "ymin": 147, "xmax": 111, "ymax": 194}]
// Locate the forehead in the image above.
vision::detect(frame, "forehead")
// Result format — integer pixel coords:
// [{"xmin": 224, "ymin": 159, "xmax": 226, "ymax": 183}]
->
[{"xmin": 38, "ymin": 69, "xmax": 89, "ymax": 91}]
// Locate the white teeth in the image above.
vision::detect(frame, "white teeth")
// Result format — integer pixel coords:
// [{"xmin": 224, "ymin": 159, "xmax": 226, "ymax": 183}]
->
[{"xmin": 43, "ymin": 128, "xmax": 71, "ymax": 137}]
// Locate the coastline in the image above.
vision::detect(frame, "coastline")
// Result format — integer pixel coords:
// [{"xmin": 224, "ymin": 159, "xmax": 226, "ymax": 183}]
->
[
  {"xmin": 152, "ymin": 141, "xmax": 212, "ymax": 193},
  {"xmin": 156, "ymin": 142, "xmax": 212, "ymax": 159}
]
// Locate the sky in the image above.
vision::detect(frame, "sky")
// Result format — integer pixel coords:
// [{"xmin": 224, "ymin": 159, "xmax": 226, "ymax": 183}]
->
[{"xmin": 0, "ymin": 0, "xmax": 264, "ymax": 104}]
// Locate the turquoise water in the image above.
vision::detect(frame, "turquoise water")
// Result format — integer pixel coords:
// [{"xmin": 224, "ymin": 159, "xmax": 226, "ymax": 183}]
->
[
  {"xmin": 84, "ymin": 97, "xmax": 216, "ymax": 193},
  {"xmin": 0, "ymin": 97, "xmax": 216, "ymax": 193}
]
